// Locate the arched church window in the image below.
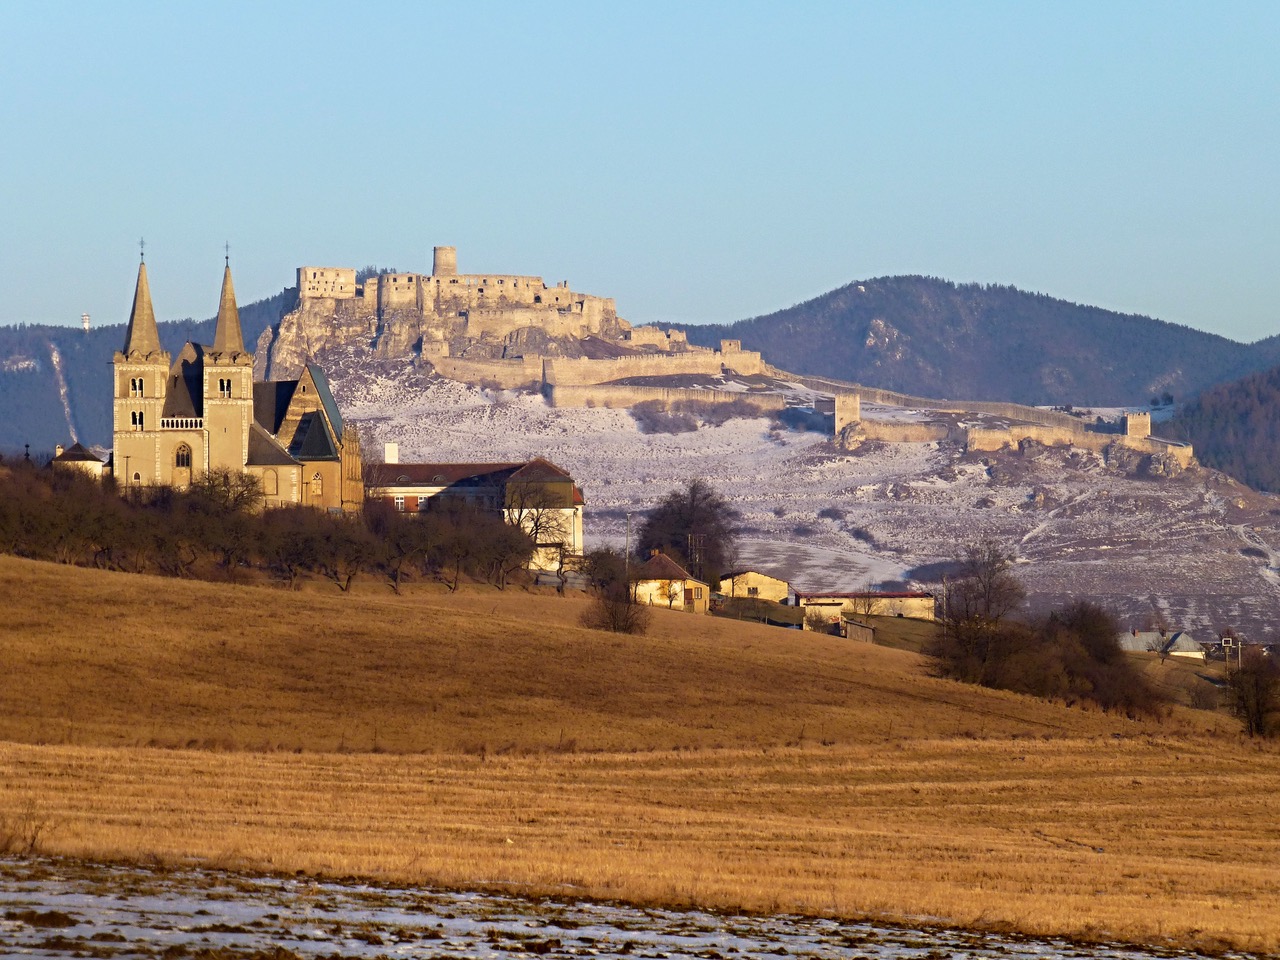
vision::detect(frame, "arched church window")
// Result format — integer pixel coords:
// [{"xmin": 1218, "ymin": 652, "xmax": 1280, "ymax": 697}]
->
[
  {"xmin": 310, "ymin": 473, "xmax": 323, "ymax": 500},
  {"xmin": 175, "ymin": 444, "xmax": 191, "ymax": 469},
  {"xmin": 263, "ymin": 469, "xmax": 278, "ymax": 496}
]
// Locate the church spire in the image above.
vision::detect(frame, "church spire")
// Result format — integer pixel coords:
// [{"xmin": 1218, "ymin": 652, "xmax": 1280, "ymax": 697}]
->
[
  {"xmin": 212, "ymin": 261, "xmax": 245, "ymax": 353},
  {"xmin": 122, "ymin": 257, "xmax": 162, "ymax": 356}
]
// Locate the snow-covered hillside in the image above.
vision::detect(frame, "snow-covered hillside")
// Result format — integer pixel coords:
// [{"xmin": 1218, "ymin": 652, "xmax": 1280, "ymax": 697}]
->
[{"xmin": 335, "ymin": 359, "xmax": 1280, "ymax": 640}]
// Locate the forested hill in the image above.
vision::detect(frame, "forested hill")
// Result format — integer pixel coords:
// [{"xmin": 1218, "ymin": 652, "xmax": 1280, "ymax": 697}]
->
[
  {"xmin": 1166, "ymin": 365, "xmax": 1280, "ymax": 493},
  {"xmin": 0, "ymin": 291, "xmax": 290, "ymax": 454},
  {"xmin": 686, "ymin": 276, "xmax": 1280, "ymax": 407}
]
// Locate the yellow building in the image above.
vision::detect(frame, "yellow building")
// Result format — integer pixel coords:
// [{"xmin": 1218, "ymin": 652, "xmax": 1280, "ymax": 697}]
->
[
  {"xmin": 795, "ymin": 590, "xmax": 936, "ymax": 630},
  {"xmin": 111, "ymin": 258, "xmax": 362, "ymax": 510},
  {"xmin": 630, "ymin": 552, "xmax": 710, "ymax": 614},
  {"xmin": 722, "ymin": 569, "xmax": 792, "ymax": 603}
]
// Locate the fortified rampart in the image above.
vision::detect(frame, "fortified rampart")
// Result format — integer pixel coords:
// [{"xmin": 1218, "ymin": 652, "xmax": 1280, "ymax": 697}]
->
[
  {"xmin": 547, "ymin": 383, "xmax": 787, "ymax": 412},
  {"xmin": 543, "ymin": 342, "xmax": 764, "ymax": 386},
  {"xmin": 430, "ymin": 355, "xmax": 545, "ymax": 390}
]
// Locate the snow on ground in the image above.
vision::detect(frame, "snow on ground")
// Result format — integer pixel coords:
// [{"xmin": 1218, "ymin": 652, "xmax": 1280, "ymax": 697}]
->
[{"xmin": 334, "ymin": 361, "xmax": 1280, "ymax": 638}]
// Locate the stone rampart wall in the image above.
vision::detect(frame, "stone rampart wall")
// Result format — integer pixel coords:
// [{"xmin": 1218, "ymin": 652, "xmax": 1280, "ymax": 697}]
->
[
  {"xmin": 544, "ymin": 349, "xmax": 764, "ymax": 386},
  {"xmin": 547, "ymin": 383, "xmax": 787, "ymax": 411},
  {"xmin": 428, "ymin": 355, "xmax": 544, "ymax": 390},
  {"xmin": 855, "ymin": 420, "xmax": 953, "ymax": 444},
  {"xmin": 965, "ymin": 424, "xmax": 1195, "ymax": 466}
]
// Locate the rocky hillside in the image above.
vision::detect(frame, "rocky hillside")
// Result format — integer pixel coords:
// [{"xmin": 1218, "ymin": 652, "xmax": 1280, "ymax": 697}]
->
[
  {"xmin": 686, "ymin": 276, "xmax": 1280, "ymax": 406},
  {"xmin": 1165, "ymin": 363, "xmax": 1280, "ymax": 493}
]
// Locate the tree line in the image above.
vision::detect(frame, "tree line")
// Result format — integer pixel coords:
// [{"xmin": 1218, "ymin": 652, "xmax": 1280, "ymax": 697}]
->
[{"xmin": 0, "ymin": 459, "xmax": 535, "ymax": 592}]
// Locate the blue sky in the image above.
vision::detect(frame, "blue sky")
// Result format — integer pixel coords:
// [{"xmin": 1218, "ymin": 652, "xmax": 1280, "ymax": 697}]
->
[{"xmin": 3, "ymin": 1, "xmax": 1279, "ymax": 341}]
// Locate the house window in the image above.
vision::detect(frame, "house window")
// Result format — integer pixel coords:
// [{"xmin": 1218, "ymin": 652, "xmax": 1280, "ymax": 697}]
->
[
  {"xmin": 747, "ymin": 586, "xmax": 759, "ymax": 597},
  {"xmin": 394, "ymin": 495, "xmax": 405, "ymax": 512},
  {"xmin": 694, "ymin": 587, "xmax": 704, "ymax": 600},
  {"xmin": 174, "ymin": 444, "xmax": 191, "ymax": 469}
]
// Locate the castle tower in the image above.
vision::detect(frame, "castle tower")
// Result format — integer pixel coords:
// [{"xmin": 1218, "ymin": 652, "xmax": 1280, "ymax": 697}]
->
[
  {"xmin": 432, "ymin": 246, "xmax": 457, "ymax": 277},
  {"xmin": 112, "ymin": 258, "xmax": 171, "ymax": 486},
  {"xmin": 203, "ymin": 262, "xmax": 255, "ymax": 473}
]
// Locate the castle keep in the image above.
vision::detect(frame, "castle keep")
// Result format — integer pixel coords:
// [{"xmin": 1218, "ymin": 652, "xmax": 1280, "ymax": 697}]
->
[{"xmin": 112, "ymin": 259, "xmax": 362, "ymax": 510}]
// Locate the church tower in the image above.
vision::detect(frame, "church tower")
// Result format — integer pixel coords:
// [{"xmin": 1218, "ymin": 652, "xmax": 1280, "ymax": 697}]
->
[
  {"xmin": 202, "ymin": 259, "xmax": 255, "ymax": 473},
  {"xmin": 112, "ymin": 256, "xmax": 170, "ymax": 487}
]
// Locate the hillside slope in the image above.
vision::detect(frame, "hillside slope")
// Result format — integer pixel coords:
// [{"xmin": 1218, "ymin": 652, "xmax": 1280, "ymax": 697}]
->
[
  {"xmin": 1166, "ymin": 363, "xmax": 1280, "ymax": 493},
  {"xmin": 0, "ymin": 554, "xmax": 1164, "ymax": 752},
  {"xmin": 687, "ymin": 276, "xmax": 1280, "ymax": 406}
]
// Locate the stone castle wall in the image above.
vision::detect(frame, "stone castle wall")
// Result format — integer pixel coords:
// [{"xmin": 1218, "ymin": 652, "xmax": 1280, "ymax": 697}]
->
[
  {"xmin": 544, "ymin": 344, "xmax": 764, "ymax": 386},
  {"xmin": 429, "ymin": 355, "xmax": 544, "ymax": 390},
  {"xmin": 547, "ymin": 383, "xmax": 787, "ymax": 412}
]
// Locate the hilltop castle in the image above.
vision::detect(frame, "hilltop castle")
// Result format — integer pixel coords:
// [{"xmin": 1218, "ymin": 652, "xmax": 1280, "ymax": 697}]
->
[{"xmin": 112, "ymin": 258, "xmax": 362, "ymax": 510}]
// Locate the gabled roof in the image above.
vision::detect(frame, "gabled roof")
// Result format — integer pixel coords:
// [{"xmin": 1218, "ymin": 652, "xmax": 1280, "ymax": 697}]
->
[
  {"xmin": 253, "ymin": 380, "xmax": 298, "ymax": 434},
  {"xmin": 305, "ymin": 364, "xmax": 344, "ymax": 437},
  {"xmin": 121, "ymin": 260, "xmax": 164, "ymax": 357},
  {"xmin": 723, "ymin": 569, "xmax": 790, "ymax": 583},
  {"xmin": 290, "ymin": 410, "xmax": 339, "ymax": 461},
  {"xmin": 367, "ymin": 462, "xmax": 525, "ymax": 487},
  {"xmin": 508, "ymin": 457, "xmax": 574, "ymax": 483},
  {"xmin": 246, "ymin": 422, "xmax": 301, "ymax": 467},
  {"xmin": 631, "ymin": 552, "xmax": 703, "ymax": 585},
  {"xmin": 53, "ymin": 442, "xmax": 103, "ymax": 463},
  {"xmin": 1119, "ymin": 631, "xmax": 1204, "ymax": 654},
  {"xmin": 162, "ymin": 343, "xmax": 204, "ymax": 419}
]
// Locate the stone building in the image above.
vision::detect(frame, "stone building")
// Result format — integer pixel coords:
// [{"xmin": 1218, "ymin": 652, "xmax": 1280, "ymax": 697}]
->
[{"xmin": 111, "ymin": 258, "xmax": 362, "ymax": 511}]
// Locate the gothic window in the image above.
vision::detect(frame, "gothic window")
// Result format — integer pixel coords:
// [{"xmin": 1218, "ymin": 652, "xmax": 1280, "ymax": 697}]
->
[
  {"xmin": 310, "ymin": 472, "xmax": 323, "ymax": 500},
  {"xmin": 174, "ymin": 444, "xmax": 191, "ymax": 469},
  {"xmin": 262, "ymin": 469, "xmax": 278, "ymax": 496},
  {"xmin": 218, "ymin": 378, "xmax": 232, "ymax": 399},
  {"xmin": 130, "ymin": 410, "xmax": 145, "ymax": 430},
  {"xmin": 129, "ymin": 377, "xmax": 144, "ymax": 398}
]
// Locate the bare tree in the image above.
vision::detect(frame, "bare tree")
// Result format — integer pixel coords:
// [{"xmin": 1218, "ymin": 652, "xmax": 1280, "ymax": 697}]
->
[{"xmin": 1228, "ymin": 646, "xmax": 1280, "ymax": 737}]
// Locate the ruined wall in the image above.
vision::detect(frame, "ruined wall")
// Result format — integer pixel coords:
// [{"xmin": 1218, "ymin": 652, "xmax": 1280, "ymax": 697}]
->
[
  {"xmin": 834, "ymin": 393, "xmax": 861, "ymax": 434},
  {"xmin": 965, "ymin": 423, "xmax": 1195, "ymax": 467},
  {"xmin": 627, "ymin": 326, "xmax": 689, "ymax": 351},
  {"xmin": 427, "ymin": 355, "xmax": 544, "ymax": 390},
  {"xmin": 854, "ymin": 420, "xmax": 952, "ymax": 444},
  {"xmin": 298, "ymin": 267, "xmax": 357, "ymax": 300},
  {"xmin": 544, "ymin": 347, "xmax": 764, "ymax": 386},
  {"xmin": 547, "ymin": 383, "xmax": 787, "ymax": 412}
]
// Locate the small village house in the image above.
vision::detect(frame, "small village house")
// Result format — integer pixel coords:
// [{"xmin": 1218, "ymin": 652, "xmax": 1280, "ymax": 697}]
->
[
  {"xmin": 1118, "ymin": 629, "xmax": 1207, "ymax": 662},
  {"xmin": 51, "ymin": 443, "xmax": 106, "ymax": 479},
  {"xmin": 630, "ymin": 551, "xmax": 710, "ymax": 614}
]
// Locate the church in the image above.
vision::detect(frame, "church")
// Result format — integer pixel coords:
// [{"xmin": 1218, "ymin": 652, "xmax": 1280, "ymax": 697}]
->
[{"xmin": 111, "ymin": 257, "xmax": 362, "ymax": 511}]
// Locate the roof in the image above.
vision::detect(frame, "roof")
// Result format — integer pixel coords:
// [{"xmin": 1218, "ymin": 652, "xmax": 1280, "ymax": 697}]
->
[
  {"xmin": 246, "ymin": 422, "xmax": 301, "ymax": 467},
  {"xmin": 367, "ymin": 462, "xmax": 525, "ymax": 487},
  {"xmin": 1119, "ymin": 631, "xmax": 1204, "ymax": 654},
  {"xmin": 631, "ymin": 552, "xmax": 704, "ymax": 585},
  {"xmin": 212, "ymin": 264, "xmax": 245, "ymax": 354},
  {"xmin": 305, "ymin": 364, "xmax": 344, "ymax": 437},
  {"xmin": 794, "ymin": 590, "xmax": 934, "ymax": 601},
  {"xmin": 253, "ymin": 380, "xmax": 298, "ymax": 434},
  {"xmin": 290, "ymin": 410, "xmax": 339, "ymax": 461},
  {"xmin": 723, "ymin": 569, "xmax": 790, "ymax": 583},
  {"xmin": 508, "ymin": 458, "xmax": 574, "ymax": 483},
  {"xmin": 53, "ymin": 442, "xmax": 102, "ymax": 463},
  {"xmin": 121, "ymin": 260, "xmax": 163, "ymax": 356}
]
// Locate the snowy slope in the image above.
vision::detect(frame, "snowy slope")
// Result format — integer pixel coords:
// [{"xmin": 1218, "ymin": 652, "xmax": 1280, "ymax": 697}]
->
[{"xmin": 335, "ymin": 359, "xmax": 1280, "ymax": 639}]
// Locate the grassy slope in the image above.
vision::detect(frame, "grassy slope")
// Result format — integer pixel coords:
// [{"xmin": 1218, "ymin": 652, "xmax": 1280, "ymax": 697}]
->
[{"xmin": 3, "ymin": 555, "xmax": 1278, "ymax": 954}]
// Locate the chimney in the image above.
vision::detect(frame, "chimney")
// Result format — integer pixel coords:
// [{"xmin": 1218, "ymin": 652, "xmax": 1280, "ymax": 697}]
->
[
  {"xmin": 384, "ymin": 442, "xmax": 399, "ymax": 465},
  {"xmin": 55, "ymin": 444, "xmax": 64, "ymax": 457}
]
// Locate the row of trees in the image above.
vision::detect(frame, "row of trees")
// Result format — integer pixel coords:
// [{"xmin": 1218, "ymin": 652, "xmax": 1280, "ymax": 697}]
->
[{"xmin": 0, "ymin": 460, "xmax": 535, "ymax": 591}]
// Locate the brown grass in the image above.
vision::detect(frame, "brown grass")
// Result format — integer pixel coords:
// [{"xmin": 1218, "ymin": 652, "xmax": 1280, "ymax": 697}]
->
[{"xmin": 1, "ymin": 554, "xmax": 1275, "ymax": 953}]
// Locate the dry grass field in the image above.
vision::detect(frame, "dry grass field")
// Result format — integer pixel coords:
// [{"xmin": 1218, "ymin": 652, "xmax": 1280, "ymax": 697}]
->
[{"xmin": 2, "ymin": 554, "xmax": 1277, "ymax": 954}]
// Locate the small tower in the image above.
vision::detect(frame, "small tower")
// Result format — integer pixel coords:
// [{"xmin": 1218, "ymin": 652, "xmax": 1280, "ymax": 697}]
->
[
  {"xmin": 203, "ymin": 256, "xmax": 255, "ymax": 473},
  {"xmin": 112, "ymin": 253, "xmax": 171, "ymax": 486},
  {"xmin": 81, "ymin": 312, "xmax": 90, "ymax": 333},
  {"xmin": 432, "ymin": 245, "xmax": 457, "ymax": 277}
]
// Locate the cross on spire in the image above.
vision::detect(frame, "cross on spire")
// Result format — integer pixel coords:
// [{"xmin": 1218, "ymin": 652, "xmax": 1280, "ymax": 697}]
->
[
  {"xmin": 139, "ymin": 237, "xmax": 145, "ymax": 262},
  {"xmin": 224, "ymin": 241, "xmax": 230, "ymax": 266}
]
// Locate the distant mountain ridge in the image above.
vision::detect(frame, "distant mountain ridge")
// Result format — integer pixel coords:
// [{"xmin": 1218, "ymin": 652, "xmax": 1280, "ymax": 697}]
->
[
  {"xmin": 0, "ymin": 292, "xmax": 288, "ymax": 452},
  {"xmin": 685, "ymin": 276, "xmax": 1280, "ymax": 407}
]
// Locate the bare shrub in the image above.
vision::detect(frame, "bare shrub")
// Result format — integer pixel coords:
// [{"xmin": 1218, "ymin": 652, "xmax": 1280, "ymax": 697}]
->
[
  {"xmin": 0, "ymin": 799, "xmax": 53, "ymax": 856},
  {"xmin": 630, "ymin": 400, "xmax": 697, "ymax": 435}
]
